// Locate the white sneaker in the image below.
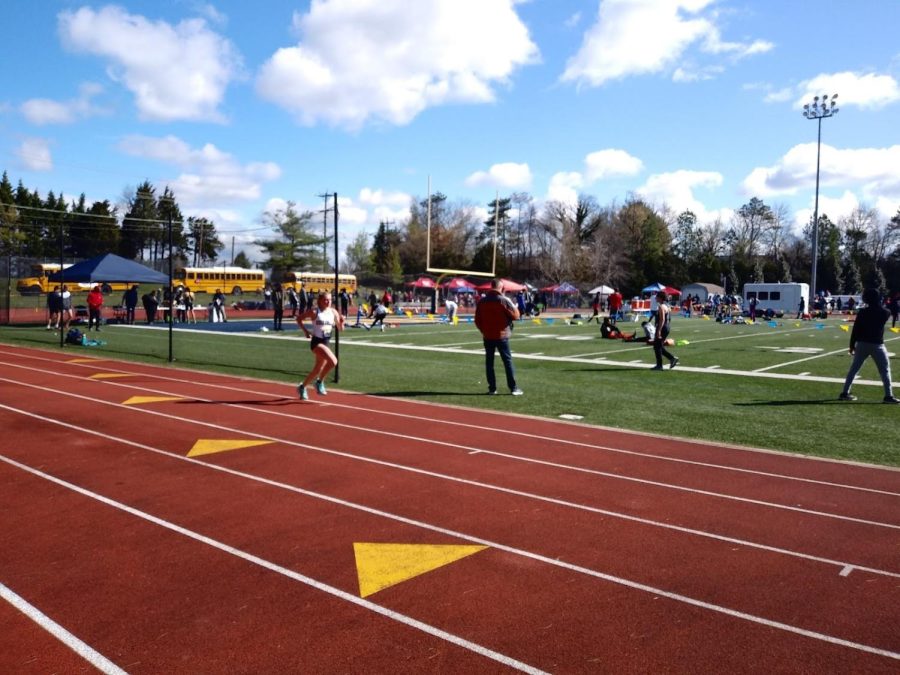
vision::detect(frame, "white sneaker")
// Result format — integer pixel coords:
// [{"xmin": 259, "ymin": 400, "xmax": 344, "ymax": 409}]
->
[{"xmin": 511, "ymin": 388, "xmax": 524, "ymax": 396}]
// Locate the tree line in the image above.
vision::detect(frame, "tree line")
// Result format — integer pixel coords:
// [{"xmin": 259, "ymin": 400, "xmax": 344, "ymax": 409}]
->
[
  {"xmin": 348, "ymin": 191, "xmax": 900, "ymax": 298},
  {"xmin": 0, "ymin": 172, "xmax": 226, "ymax": 270},
  {"xmin": 3, "ymin": 167, "xmax": 898, "ymax": 298}
]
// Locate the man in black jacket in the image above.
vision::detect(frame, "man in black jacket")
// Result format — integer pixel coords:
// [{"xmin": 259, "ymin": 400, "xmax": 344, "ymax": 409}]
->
[{"xmin": 838, "ymin": 288, "xmax": 899, "ymax": 404}]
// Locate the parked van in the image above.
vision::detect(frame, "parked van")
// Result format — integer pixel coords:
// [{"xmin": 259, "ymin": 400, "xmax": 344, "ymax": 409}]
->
[{"xmin": 743, "ymin": 282, "xmax": 810, "ymax": 317}]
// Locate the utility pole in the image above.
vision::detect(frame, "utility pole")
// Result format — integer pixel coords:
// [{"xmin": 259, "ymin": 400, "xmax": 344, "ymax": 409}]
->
[
  {"xmin": 332, "ymin": 192, "xmax": 340, "ymax": 382},
  {"xmin": 318, "ymin": 192, "xmax": 331, "ymax": 272}
]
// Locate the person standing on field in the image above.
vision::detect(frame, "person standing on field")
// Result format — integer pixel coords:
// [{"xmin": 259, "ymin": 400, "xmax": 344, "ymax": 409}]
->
[
  {"xmin": 46, "ymin": 286, "xmax": 62, "ymax": 330},
  {"xmin": 651, "ymin": 291, "xmax": 679, "ymax": 370},
  {"xmin": 839, "ymin": 288, "xmax": 899, "ymax": 404},
  {"xmin": 272, "ymin": 282, "xmax": 285, "ymax": 331},
  {"xmin": 475, "ymin": 278, "xmax": 523, "ymax": 395},
  {"xmin": 86, "ymin": 285, "xmax": 104, "ymax": 331}
]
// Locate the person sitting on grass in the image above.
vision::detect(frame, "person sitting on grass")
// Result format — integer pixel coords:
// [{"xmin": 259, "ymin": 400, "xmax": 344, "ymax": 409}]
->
[{"xmin": 600, "ymin": 316, "xmax": 626, "ymax": 339}]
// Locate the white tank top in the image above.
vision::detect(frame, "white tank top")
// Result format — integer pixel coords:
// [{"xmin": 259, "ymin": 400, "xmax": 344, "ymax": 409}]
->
[{"xmin": 312, "ymin": 307, "xmax": 336, "ymax": 339}]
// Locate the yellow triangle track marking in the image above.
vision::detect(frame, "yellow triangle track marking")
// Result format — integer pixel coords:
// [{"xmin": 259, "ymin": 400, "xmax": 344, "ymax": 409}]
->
[
  {"xmin": 122, "ymin": 396, "xmax": 186, "ymax": 406},
  {"xmin": 354, "ymin": 542, "xmax": 487, "ymax": 598},
  {"xmin": 89, "ymin": 373, "xmax": 134, "ymax": 379},
  {"xmin": 187, "ymin": 439, "xmax": 272, "ymax": 457}
]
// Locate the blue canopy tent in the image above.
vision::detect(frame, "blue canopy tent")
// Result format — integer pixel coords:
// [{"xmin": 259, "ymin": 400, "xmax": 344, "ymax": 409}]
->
[
  {"xmin": 642, "ymin": 282, "xmax": 666, "ymax": 293},
  {"xmin": 48, "ymin": 253, "xmax": 168, "ymax": 288}
]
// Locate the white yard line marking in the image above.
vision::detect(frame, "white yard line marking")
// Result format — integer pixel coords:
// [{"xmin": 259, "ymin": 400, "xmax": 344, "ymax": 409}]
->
[
  {"xmin": 0, "ymin": 455, "xmax": 545, "ymax": 675},
  {"xmin": 754, "ymin": 335, "xmax": 900, "ymax": 373},
  {"xmin": 0, "ymin": 387, "xmax": 898, "ymax": 580},
  {"xmin": 0, "ymin": 582, "xmax": 127, "ymax": 675},
  {"xmin": 3, "ymin": 452, "xmax": 898, "ymax": 663}
]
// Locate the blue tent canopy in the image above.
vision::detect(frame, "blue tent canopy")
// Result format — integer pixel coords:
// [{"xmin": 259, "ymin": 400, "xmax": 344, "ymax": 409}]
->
[
  {"xmin": 48, "ymin": 253, "xmax": 168, "ymax": 285},
  {"xmin": 642, "ymin": 282, "xmax": 666, "ymax": 293}
]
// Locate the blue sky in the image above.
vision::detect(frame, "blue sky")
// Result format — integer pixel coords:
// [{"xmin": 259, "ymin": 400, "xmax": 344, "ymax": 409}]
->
[{"xmin": 2, "ymin": 0, "xmax": 899, "ymax": 266}]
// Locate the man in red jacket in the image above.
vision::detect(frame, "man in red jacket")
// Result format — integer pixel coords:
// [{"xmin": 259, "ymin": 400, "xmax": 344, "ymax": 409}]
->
[
  {"xmin": 474, "ymin": 278, "xmax": 523, "ymax": 395},
  {"xmin": 86, "ymin": 285, "xmax": 104, "ymax": 331}
]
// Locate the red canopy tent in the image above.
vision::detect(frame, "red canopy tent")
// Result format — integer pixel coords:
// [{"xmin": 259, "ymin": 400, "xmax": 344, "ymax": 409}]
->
[
  {"xmin": 540, "ymin": 282, "xmax": 579, "ymax": 293},
  {"xmin": 407, "ymin": 277, "xmax": 436, "ymax": 289},
  {"xmin": 443, "ymin": 277, "xmax": 476, "ymax": 291},
  {"xmin": 475, "ymin": 278, "xmax": 527, "ymax": 292}
]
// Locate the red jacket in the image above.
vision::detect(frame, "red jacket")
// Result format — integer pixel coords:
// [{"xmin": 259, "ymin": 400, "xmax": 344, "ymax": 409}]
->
[
  {"xmin": 87, "ymin": 289, "xmax": 104, "ymax": 310},
  {"xmin": 475, "ymin": 290, "xmax": 520, "ymax": 340}
]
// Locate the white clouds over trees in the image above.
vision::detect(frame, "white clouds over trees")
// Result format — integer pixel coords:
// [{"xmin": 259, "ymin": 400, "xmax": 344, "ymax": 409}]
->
[{"xmin": 256, "ymin": 0, "xmax": 539, "ymax": 128}]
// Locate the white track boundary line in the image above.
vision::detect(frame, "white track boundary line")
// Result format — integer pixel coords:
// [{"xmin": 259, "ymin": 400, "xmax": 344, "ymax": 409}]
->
[
  {"xmin": 2, "ymin": 450, "xmax": 898, "ymax": 663},
  {"xmin": 29, "ymin": 365, "xmax": 896, "ymax": 528},
  {"xmin": 0, "ymin": 385, "xmax": 897, "ymax": 581},
  {"xmin": 0, "ymin": 582, "xmax": 127, "ymax": 675},
  {"xmin": 0, "ymin": 351, "xmax": 900, "ymax": 497},
  {"xmin": 3, "ymin": 345, "xmax": 897, "ymax": 474},
  {"xmin": 0, "ymin": 455, "xmax": 546, "ymax": 675}
]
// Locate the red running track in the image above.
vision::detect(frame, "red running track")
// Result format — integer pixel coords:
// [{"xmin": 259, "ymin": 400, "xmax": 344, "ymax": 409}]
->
[{"xmin": 0, "ymin": 344, "xmax": 898, "ymax": 673}]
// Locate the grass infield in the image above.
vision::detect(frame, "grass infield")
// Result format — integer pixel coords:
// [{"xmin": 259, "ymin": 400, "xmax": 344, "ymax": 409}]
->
[{"xmin": 1, "ymin": 313, "xmax": 898, "ymax": 467}]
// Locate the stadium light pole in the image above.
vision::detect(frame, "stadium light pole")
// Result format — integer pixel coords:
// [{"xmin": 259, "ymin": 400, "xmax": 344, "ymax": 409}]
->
[{"xmin": 802, "ymin": 93, "xmax": 838, "ymax": 310}]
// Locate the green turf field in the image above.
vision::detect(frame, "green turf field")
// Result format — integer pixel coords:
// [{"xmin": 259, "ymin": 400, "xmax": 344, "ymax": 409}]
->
[{"xmin": 2, "ymin": 313, "xmax": 899, "ymax": 466}]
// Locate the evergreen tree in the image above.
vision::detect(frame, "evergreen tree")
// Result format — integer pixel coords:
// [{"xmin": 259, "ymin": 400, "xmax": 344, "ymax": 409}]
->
[
  {"xmin": 843, "ymin": 258, "xmax": 862, "ymax": 294},
  {"xmin": 186, "ymin": 217, "xmax": 223, "ymax": 265},
  {"xmin": 121, "ymin": 182, "xmax": 158, "ymax": 260},
  {"xmin": 232, "ymin": 251, "xmax": 252, "ymax": 268},
  {"xmin": 253, "ymin": 201, "xmax": 322, "ymax": 281},
  {"xmin": 0, "ymin": 172, "xmax": 23, "ymax": 256},
  {"xmin": 371, "ymin": 220, "xmax": 403, "ymax": 276}
]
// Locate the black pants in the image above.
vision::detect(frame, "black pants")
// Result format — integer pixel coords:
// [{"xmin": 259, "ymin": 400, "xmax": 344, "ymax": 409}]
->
[
  {"xmin": 273, "ymin": 307, "xmax": 283, "ymax": 330},
  {"xmin": 653, "ymin": 327, "xmax": 675, "ymax": 367},
  {"xmin": 125, "ymin": 305, "xmax": 136, "ymax": 324}
]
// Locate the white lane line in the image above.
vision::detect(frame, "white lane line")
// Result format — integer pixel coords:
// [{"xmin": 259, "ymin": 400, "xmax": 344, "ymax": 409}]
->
[
  {"xmin": 2, "ymin": 368, "xmax": 895, "ymax": 532},
  {"xmin": 2, "ymin": 353, "xmax": 898, "ymax": 499},
  {"xmin": 840, "ymin": 566, "xmax": 854, "ymax": 577},
  {"xmin": 3, "ymin": 453, "xmax": 898, "ymax": 664},
  {"xmin": 0, "ymin": 455, "xmax": 545, "ymax": 675},
  {"xmin": 0, "ymin": 394, "xmax": 897, "ymax": 581},
  {"xmin": 0, "ymin": 582, "xmax": 127, "ymax": 675},
  {"xmin": 707, "ymin": 365, "xmax": 720, "ymax": 370}
]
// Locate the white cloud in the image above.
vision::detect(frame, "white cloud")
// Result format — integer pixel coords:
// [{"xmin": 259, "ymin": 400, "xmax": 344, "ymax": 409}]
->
[
  {"xmin": 564, "ymin": 12, "xmax": 582, "ymax": 29},
  {"xmin": 792, "ymin": 190, "xmax": 861, "ymax": 234},
  {"xmin": 635, "ymin": 169, "xmax": 727, "ymax": 222},
  {"xmin": 58, "ymin": 6, "xmax": 241, "ymax": 122},
  {"xmin": 119, "ymin": 134, "xmax": 281, "ymax": 206},
  {"xmin": 17, "ymin": 138, "xmax": 53, "ymax": 171},
  {"xmin": 546, "ymin": 171, "xmax": 584, "ymax": 204},
  {"xmin": 742, "ymin": 143, "xmax": 900, "ymax": 203},
  {"xmin": 562, "ymin": 0, "xmax": 770, "ymax": 87},
  {"xmin": 465, "ymin": 162, "xmax": 532, "ymax": 189},
  {"xmin": 21, "ymin": 82, "xmax": 107, "ymax": 125},
  {"xmin": 793, "ymin": 72, "xmax": 900, "ymax": 110},
  {"xmin": 358, "ymin": 188, "xmax": 411, "ymax": 207},
  {"xmin": 256, "ymin": 0, "xmax": 538, "ymax": 129},
  {"xmin": 584, "ymin": 149, "xmax": 643, "ymax": 182}
]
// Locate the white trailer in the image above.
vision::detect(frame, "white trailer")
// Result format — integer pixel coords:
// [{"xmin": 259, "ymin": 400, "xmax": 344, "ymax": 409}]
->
[{"xmin": 743, "ymin": 282, "xmax": 810, "ymax": 316}]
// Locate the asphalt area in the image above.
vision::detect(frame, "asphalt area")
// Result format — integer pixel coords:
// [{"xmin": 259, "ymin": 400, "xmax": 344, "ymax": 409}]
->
[{"xmin": 1, "ymin": 344, "xmax": 898, "ymax": 673}]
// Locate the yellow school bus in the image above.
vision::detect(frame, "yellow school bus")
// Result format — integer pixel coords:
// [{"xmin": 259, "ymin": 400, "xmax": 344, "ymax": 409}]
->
[
  {"xmin": 16, "ymin": 262, "xmax": 129, "ymax": 295},
  {"xmin": 283, "ymin": 271, "xmax": 357, "ymax": 294},
  {"xmin": 175, "ymin": 266, "xmax": 267, "ymax": 295}
]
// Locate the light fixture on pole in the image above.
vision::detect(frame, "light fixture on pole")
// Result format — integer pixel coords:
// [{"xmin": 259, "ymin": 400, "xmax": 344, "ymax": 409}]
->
[{"xmin": 802, "ymin": 93, "xmax": 838, "ymax": 309}]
